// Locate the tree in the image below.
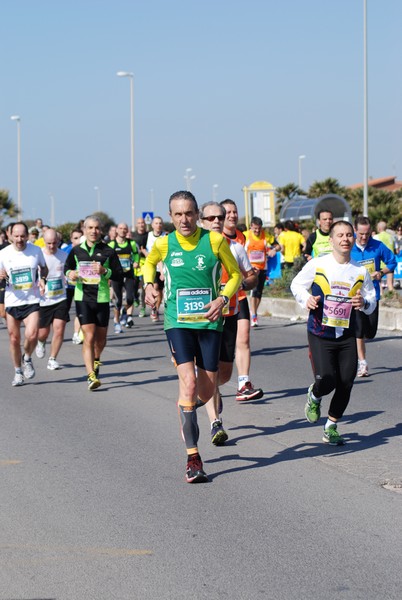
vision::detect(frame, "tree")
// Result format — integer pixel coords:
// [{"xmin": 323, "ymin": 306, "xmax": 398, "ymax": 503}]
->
[
  {"xmin": 344, "ymin": 187, "xmax": 402, "ymax": 226},
  {"xmin": 308, "ymin": 178, "xmax": 347, "ymax": 198},
  {"xmin": 275, "ymin": 183, "xmax": 302, "ymax": 219},
  {"xmin": 0, "ymin": 189, "xmax": 18, "ymax": 229}
]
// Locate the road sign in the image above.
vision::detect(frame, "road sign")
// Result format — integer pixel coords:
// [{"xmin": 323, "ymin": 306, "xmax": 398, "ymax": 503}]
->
[{"xmin": 142, "ymin": 211, "xmax": 154, "ymax": 225}]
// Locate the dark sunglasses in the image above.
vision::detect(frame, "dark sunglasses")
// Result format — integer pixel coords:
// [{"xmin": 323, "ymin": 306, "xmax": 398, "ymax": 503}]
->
[{"xmin": 202, "ymin": 215, "xmax": 225, "ymax": 222}]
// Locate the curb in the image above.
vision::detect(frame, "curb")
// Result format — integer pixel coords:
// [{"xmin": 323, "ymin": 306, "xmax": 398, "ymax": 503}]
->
[{"xmin": 258, "ymin": 297, "xmax": 402, "ymax": 332}]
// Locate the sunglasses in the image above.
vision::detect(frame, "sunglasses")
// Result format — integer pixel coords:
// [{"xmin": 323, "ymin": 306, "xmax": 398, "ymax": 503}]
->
[{"xmin": 202, "ymin": 215, "xmax": 225, "ymax": 222}]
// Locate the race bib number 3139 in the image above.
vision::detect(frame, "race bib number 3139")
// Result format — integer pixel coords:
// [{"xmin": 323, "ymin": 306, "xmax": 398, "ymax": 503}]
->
[{"xmin": 176, "ymin": 288, "xmax": 212, "ymax": 323}]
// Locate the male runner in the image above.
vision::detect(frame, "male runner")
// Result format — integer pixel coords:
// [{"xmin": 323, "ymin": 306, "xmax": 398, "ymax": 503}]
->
[
  {"xmin": 144, "ymin": 191, "xmax": 241, "ymax": 483},
  {"xmin": 0, "ymin": 222, "xmax": 48, "ymax": 386},
  {"xmin": 64, "ymin": 216, "xmax": 123, "ymax": 390},
  {"xmin": 304, "ymin": 210, "xmax": 334, "ymax": 259},
  {"xmin": 143, "ymin": 216, "xmax": 167, "ymax": 322},
  {"xmin": 244, "ymin": 216, "xmax": 276, "ymax": 327},
  {"xmin": 131, "ymin": 217, "xmax": 148, "ymax": 317},
  {"xmin": 108, "ymin": 222, "xmax": 139, "ymax": 332},
  {"xmin": 291, "ymin": 221, "xmax": 376, "ymax": 445},
  {"xmin": 351, "ymin": 216, "xmax": 396, "ymax": 377},
  {"xmin": 200, "ymin": 201, "xmax": 257, "ymax": 445},
  {"xmin": 220, "ymin": 199, "xmax": 263, "ymax": 401},
  {"xmin": 35, "ymin": 228, "xmax": 69, "ymax": 370}
]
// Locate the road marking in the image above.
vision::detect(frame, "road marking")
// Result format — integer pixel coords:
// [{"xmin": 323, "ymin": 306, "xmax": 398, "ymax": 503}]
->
[{"xmin": 0, "ymin": 459, "xmax": 22, "ymax": 466}]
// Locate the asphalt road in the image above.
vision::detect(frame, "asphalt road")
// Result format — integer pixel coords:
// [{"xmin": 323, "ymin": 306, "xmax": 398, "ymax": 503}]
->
[{"xmin": 0, "ymin": 312, "xmax": 401, "ymax": 600}]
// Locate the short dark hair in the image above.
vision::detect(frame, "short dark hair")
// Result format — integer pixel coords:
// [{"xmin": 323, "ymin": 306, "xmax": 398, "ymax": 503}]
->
[
  {"xmin": 169, "ymin": 190, "xmax": 198, "ymax": 213},
  {"xmin": 354, "ymin": 215, "xmax": 371, "ymax": 229},
  {"xmin": 285, "ymin": 220, "xmax": 295, "ymax": 231},
  {"xmin": 220, "ymin": 198, "xmax": 237, "ymax": 209},
  {"xmin": 251, "ymin": 216, "xmax": 263, "ymax": 227},
  {"xmin": 329, "ymin": 220, "xmax": 354, "ymax": 237},
  {"xmin": 317, "ymin": 209, "xmax": 333, "ymax": 219},
  {"xmin": 11, "ymin": 221, "xmax": 29, "ymax": 235}
]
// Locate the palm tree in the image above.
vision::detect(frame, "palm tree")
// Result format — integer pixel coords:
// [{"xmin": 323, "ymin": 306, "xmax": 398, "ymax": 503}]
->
[
  {"xmin": 0, "ymin": 189, "xmax": 18, "ymax": 228},
  {"xmin": 308, "ymin": 178, "xmax": 347, "ymax": 198}
]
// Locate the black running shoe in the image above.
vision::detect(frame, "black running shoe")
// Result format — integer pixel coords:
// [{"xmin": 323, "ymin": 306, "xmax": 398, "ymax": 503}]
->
[
  {"xmin": 185, "ymin": 453, "xmax": 208, "ymax": 483},
  {"xmin": 211, "ymin": 420, "xmax": 228, "ymax": 446},
  {"xmin": 236, "ymin": 381, "xmax": 263, "ymax": 401}
]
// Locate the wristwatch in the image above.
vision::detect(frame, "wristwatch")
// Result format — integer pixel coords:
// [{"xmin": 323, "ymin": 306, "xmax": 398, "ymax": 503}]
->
[
  {"xmin": 143, "ymin": 282, "xmax": 153, "ymax": 289},
  {"xmin": 220, "ymin": 295, "xmax": 229, "ymax": 306}
]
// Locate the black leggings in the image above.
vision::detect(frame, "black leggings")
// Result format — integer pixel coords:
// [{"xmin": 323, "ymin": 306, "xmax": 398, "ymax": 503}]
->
[
  {"xmin": 111, "ymin": 278, "xmax": 135, "ymax": 311},
  {"xmin": 308, "ymin": 331, "xmax": 357, "ymax": 420}
]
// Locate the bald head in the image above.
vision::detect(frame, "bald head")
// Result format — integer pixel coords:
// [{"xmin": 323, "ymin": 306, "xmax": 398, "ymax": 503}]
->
[{"xmin": 44, "ymin": 228, "xmax": 58, "ymax": 254}]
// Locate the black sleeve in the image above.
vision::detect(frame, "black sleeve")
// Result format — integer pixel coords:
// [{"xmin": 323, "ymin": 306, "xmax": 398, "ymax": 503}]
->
[
  {"xmin": 108, "ymin": 248, "xmax": 124, "ymax": 283},
  {"xmin": 64, "ymin": 248, "xmax": 77, "ymax": 273},
  {"xmin": 304, "ymin": 232, "xmax": 316, "ymax": 257}
]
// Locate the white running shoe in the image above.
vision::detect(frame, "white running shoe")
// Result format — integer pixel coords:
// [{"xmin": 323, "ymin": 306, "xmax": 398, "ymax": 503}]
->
[
  {"xmin": 12, "ymin": 371, "xmax": 24, "ymax": 387},
  {"xmin": 22, "ymin": 356, "xmax": 35, "ymax": 380},
  {"xmin": 357, "ymin": 360, "xmax": 369, "ymax": 377},
  {"xmin": 35, "ymin": 340, "xmax": 46, "ymax": 358},
  {"xmin": 47, "ymin": 357, "xmax": 61, "ymax": 370},
  {"xmin": 114, "ymin": 322, "xmax": 122, "ymax": 334}
]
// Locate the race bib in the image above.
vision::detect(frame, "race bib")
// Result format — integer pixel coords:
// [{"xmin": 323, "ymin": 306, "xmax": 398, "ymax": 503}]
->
[
  {"xmin": 10, "ymin": 267, "xmax": 33, "ymax": 290},
  {"xmin": 359, "ymin": 258, "xmax": 375, "ymax": 274},
  {"xmin": 176, "ymin": 288, "xmax": 212, "ymax": 323},
  {"xmin": 249, "ymin": 250, "xmax": 265, "ymax": 264},
  {"xmin": 78, "ymin": 261, "xmax": 100, "ymax": 285},
  {"xmin": 47, "ymin": 276, "xmax": 64, "ymax": 298},
  {"xmin": 322, "ymin": 295, "xmax": 353, "ymax": 328},
  {"xmin": 118, "ymin": 255, "xmax": 131, "ymax": 271}
]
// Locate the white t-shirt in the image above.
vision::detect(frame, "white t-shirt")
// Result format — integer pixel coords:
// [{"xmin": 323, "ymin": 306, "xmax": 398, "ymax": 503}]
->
[
  {"xmin": 40, "ymin": 249, "xmax": 67, "ymax": 307},
  {"xmin": 0, "ymin": 243, "xmax": 47, "ymax": 307}
]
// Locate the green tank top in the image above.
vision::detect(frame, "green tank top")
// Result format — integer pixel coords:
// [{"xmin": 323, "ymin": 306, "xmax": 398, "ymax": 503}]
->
[
  {"xmin": 312, "ymin": 229, "xmax": 331, "ymax": 257},
  {"xmin": 163, "ymin": 229, "xmax": 223, "ymax": 331}
]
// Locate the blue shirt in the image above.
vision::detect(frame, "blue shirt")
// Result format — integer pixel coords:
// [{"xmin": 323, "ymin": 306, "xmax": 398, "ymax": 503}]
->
[{"xmin": 351, "ymin": 238, "xmax": 397, "ymax": 300}]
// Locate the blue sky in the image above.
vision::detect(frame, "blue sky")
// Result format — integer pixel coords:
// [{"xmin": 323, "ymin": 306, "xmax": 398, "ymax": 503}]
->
[{"xmin": 1, "ymin": 0, "xmax": 401, "ymax": 227}]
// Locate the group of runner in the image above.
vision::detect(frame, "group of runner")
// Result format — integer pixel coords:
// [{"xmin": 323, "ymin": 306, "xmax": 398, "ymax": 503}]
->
[{"xmin": 0, "ymin": 195, "xmax": 397, "ymax": 483}]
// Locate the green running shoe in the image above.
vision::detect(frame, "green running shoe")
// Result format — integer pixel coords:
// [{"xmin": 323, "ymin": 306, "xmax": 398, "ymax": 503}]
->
[
  {"xmin": 322, "ymin": 424, "xmax": 345, "ymax": 445},
  {"xmin": 305, "ymin": 384, "xmax": 321, "ymax": 423}
]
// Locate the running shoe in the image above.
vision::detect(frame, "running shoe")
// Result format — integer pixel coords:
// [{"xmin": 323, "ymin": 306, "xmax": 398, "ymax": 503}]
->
[
  {"xmin": 151, "ymin": 308, "xmax": 159, "ymax": 322},
  {"xmin": 236, "ymin": 381, "xmax": 263, "ymax": 401},
  {"xmin": 72, "ymin": 332, "xmax": 81, "ymax": 344},
  {"xmin": 357, "ymin": 360, "xmax": 369, "ymax": 377},
  {"xmin": 22, "ymin": 356, "xmax": 35, "ymax": 380},
  {"xmin": 134, "ymin": 299, "xmax": 139, "ymax": 308},
  {"xmin": 35, "ymin": 340, "xmax": 46, "ymax": 359},
  {"xmin": 250, "ymin": 315, "xmax": 258, "ymax": 327},
  {"xmin": 114, "ymin": 322, "xmax": 122, "ymax": 334},
  {"xmin": 305, "ymin": 384, "xmax": 321, "ymax": 423},
  {"xmin": 120, "ymin": 309, "xmax": 127, "ymax": 326},
  {"xmin": 211, "ymin": 420, "xmax": 228, "ymax": 446},
  {"xmin": 12, "ymin": 371, "xmax": 24, "ymax": 387},
  {"xmin": 87, "ymin": 371, "xmax": 101, "ymax": 391},
  {"xmin": 125, "ymin": 316, "xmax": 134, "ymax": 328},
  {"xmin": 322, "ymin": 424, "xmax": 345, "ymax": 445},
  {"xmin": 185, "ymin": 453, "xmax": 208, "ymax": 483},
  {"xmin": 138, "ymin": 307, "xmax": 146, "ymax": 318},
  {"xmin": 47, "ymin": 357, "xmax": 60, "ymax": 370},
  {"xmin": 93, "ymin": 359, "xmax": 102, "ymax": 378}
]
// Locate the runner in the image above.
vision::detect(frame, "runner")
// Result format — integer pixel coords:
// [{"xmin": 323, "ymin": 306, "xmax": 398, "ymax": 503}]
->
[
  {"xmin": 144, "ymin": 191, "xmax": 241, "ymax": 482},
  {"xmin": 143, "ymin": 216, "xmax": 167, "ymax": 322},
  {"xmin": 200, "ymin": 201, "xmax": 257, "ymax": 445},
  {"xmin": 35, "ymin": 228, "xmax": 69, "ymax": 370},
  {"xmin": 304, "ymin": 210, "xmax": 334, "ymax": 259},
  {"xmin": 351, "ymin": 216, "xmax": 396, "ymax": 377},
  {"xmin": 291, "ymin": 221, "xmax": 376, "ymax": 445},
  {"xmin": 131, "ymin": 217, "xmax": 148, "ymax": 318},
  {"xmin": 0, "ymin": 222, "xmax": 48, "ymax": 386},
  {"xmin": 220, "ymin": 199, "xmax": 264, "ymax": 401},
  {"xmin": 108, "ymin": 222, "xmax": 139, "ymax": 333},
  {"xmin": 64, "ymin": 216, "xmax": 123, "ymax": 390}
]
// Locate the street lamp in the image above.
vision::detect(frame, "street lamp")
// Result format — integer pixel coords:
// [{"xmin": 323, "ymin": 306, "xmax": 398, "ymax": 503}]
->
[
  {"xmin": 117, "ymin": 71, "xmax": 135, "ymax": 231},
  {"xmin": 212, "ymin": 184, "xmax": 219, "ymax": 202},
  {"xmin": 298, "ymin": 155, "xmax": 306, "ymax": 189},
  {"xmin": 184, "ymin": 167, "xmax": 196, "ymax": 191},
  {"xmin": 10, "ymin": 115, "xmax": 21, "ymax": 219},
  {"xmin": 94, "ymin": 186, "xmax": 101, "ymax": 212}
]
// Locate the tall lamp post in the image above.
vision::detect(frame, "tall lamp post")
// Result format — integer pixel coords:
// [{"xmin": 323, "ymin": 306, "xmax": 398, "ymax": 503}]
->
[
  {"xmin": 298, "ymin": 154, "xmax": 306, "ymax": 189},
  {"xmin": 49, "ymin": 194, "xmax": 55, "ymax": 226},
  {"xmin": 117, "ymin": 71, "xmax": 135, "ymax": 231},
  {"xmin": 363, "ymin": 0, "xmax": 369, "ymax": 216},
  {"xmin": 10, "ymin": 115, "xmax": 21, "ymax": 219},
  {"xmin": 94, "ymin": 186, "xmax": 101, "ymax": 212},
  {"xmin": 212, "ymin": 184, "xmax": 219, "ymax": 201}
]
